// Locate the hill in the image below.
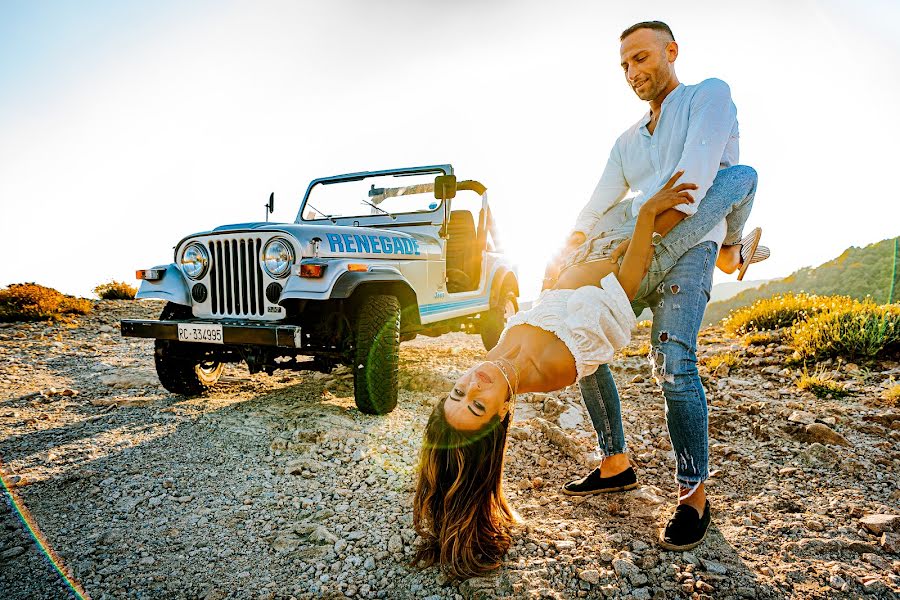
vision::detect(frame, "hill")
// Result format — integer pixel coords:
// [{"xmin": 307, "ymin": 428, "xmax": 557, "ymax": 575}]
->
[{"xmin": 704, "ymin": 236, "xmax": 899, "ymax": 325}]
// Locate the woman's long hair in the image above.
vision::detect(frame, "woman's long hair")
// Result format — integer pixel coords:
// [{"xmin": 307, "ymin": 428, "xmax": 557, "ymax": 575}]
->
[{"xmin": 412, "ymin": 400, "xmax": 515, "ymax": 579}]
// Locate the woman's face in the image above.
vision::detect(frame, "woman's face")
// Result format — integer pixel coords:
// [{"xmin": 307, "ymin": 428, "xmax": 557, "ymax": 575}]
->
[{"xmin": 443, "ymin": 361, "xmax": 511, "ymax": 432}]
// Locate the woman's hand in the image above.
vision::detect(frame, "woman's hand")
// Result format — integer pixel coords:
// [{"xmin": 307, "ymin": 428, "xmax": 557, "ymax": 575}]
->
[{"xmin": 642, "ymin": 170, "xmax": 697, "ymax": 216}]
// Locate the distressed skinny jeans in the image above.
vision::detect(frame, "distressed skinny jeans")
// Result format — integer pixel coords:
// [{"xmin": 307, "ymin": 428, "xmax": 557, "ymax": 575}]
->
[{"xmin": 580, "ymin": 165, "xmax": 758, "ymax": 487}]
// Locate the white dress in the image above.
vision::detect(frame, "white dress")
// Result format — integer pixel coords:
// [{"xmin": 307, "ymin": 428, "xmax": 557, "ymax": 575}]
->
[{"xmin": 499, "ymin": 274, "xmax": 636, "ymax": 381}]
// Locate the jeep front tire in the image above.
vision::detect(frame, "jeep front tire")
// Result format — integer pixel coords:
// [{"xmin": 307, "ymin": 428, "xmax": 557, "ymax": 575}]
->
[
  {"xmin": 353, "ymin": 294, "xmax": 401, "ymax": 415},
  {"xmin": 154, "ymin": 303, "xmax": 224, "ymax": 396},
  {"xmin": 480, "ymin": 282, "xmax": 518, "ymax": 351}
]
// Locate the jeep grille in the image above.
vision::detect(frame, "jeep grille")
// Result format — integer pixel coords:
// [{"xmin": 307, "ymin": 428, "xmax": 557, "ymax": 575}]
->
[{"xmin": 207, "ymin": 237, "xmax": 265, "ymax": 317}]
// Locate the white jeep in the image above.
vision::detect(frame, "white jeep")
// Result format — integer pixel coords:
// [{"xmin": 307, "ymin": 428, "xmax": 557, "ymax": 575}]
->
[{"xmin": 121, "ymin": 164, "xmax": 519, "ymax": 414}]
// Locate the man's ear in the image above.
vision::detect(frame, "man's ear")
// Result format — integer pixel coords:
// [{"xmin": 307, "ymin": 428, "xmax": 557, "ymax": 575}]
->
[{"xmin": 666, "ymin": 40, "xmax": 679, "ymax": 63}]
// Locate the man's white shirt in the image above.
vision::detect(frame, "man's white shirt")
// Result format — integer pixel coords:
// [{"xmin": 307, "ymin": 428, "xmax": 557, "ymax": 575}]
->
[{"xmin": 574, "ymin": 78, "xmax": 739, "ymax": 248}]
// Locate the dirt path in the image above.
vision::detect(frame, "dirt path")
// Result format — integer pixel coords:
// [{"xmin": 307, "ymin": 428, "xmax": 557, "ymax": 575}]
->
[{"xmin": 1, "ymin": 301, "xmax": 898, "ymax": 599}]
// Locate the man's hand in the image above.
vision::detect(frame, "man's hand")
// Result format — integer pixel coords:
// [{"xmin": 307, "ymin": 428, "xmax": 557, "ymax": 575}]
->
[
  {"xmin": 543, "ymin": 231, "xmax": 588, "ymax": 289},
  {"xmin": 610, "ymin": 238, "xmax": 630, "ymax": 262},
  {"xmin": 610, "ymin": 237, "xmax": 651, "ymax": 270},
  {"xmin": 566, "ymin": 231, "xmax": 586, "ymax": 248}
]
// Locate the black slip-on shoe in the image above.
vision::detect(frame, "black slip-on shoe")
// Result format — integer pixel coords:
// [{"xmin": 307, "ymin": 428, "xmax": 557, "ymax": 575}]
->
[
  {"xmin": 658, "ymin": 500, "xmax": 711, "ymax": 551},
  {"xmin": 561, "ymin": 466, "xmax": 638, "ymax": 496}
]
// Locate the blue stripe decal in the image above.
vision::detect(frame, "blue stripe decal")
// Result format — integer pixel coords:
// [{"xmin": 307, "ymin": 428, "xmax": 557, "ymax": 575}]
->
[
  {"xmin": 418, "ymin": 263, "xmax": 512, "ymax": 318},
  {"xmin": 419, "ymin": 297, "xmax": 489, "ymax": 315}
]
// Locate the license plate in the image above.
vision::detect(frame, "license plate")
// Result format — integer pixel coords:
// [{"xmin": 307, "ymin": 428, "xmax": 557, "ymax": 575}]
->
[{"xmin": 177, "ymin": 323, "xmax": 224, "ymax": 344}]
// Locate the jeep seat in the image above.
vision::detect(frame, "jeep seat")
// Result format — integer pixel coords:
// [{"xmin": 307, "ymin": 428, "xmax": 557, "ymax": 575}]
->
[{"xmin": 446, "ymin": 210, "xmax": 482, "ymax": 293}]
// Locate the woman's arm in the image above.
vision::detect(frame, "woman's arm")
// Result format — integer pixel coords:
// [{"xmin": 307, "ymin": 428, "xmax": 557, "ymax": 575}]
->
[{"xmin": 616, "ymin": 171, "xmax": 697, "ymax": 300}]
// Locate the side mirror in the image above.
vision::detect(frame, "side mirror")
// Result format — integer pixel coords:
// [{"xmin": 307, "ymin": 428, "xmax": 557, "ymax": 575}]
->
[
  {"xmin": 434, "ymin": 175, "xmax": 456, "ymax": 200},
  {"xmin": 265, "ymin": 192, "xmax": 274, "ymax": 222}
]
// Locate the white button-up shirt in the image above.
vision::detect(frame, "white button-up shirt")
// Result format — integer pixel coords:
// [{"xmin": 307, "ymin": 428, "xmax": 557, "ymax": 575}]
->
[{"xmin": 574, "ymin": 78, "xmax": 739, "ymax": 248}]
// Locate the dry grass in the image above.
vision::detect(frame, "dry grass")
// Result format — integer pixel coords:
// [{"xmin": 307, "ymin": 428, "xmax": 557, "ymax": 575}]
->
[
  {"xmin": 0, "ymin": 283, "xmax": 92, "ymax": 322},
  {"xmin": 789, "ymin": 303, "xmax": 900, "ymax": 362},
  {"xmin": 620, "ymin": 343, "xmax": 650, "ymax": 358},
  {"xmin": 741, "ymin": 330, "xmax": 782, "ymax": 346},
  {"xmin": 700, "ymin": 352, "xmax": 741, "ymax": 372},
  {"xmin": 94, "ymin": 280, "xmax": 137, "ymax": 300},
  {"xmin": 881, "ymin": 384, "xmax": 900, "ymax": 407},
  {"xmin": 797, "ymin": 368, "xmax": 850, "ymax": 399},
  {"xmin": 722, "ymin": 293, "xmax": 864, "ymax": 335},
  {"xmin": 724, "ymin": 293, "xmax": 900, "ymax": 363}
]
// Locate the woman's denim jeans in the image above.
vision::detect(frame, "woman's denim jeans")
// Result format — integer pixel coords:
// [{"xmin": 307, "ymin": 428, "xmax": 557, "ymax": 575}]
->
[{"xmin": 579, "ymin": 165, "xmax": 757, "ymax": 487}]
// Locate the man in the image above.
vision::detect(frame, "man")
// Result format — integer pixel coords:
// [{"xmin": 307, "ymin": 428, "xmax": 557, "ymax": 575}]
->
[{"xmin": 553, "ymin": 21, "xmax": 765, "ymax": 550}]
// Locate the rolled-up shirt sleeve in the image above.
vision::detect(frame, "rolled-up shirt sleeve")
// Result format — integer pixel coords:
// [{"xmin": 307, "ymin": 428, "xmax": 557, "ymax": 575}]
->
[
  {"xmin": 669, "ymin": 78, "xmax": 737, "ymax": 215},
  {"xmin": 573, "ymin": 139, "xmax": 629, "ymax": 235}
]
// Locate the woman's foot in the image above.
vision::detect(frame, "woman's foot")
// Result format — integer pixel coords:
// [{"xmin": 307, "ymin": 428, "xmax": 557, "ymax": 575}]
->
[
  {"xmin": 716, "ymin": 227, "xmax": 769, "ymax": 279},
  {"xmin": 561, "ymin": 454, "xmax": 637, "ymax": 496}
]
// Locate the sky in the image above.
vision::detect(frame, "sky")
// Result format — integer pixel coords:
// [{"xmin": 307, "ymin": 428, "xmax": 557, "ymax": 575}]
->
[{"xmin": 2, "ymin": 0, "xmax": 899, "ymax": 301}]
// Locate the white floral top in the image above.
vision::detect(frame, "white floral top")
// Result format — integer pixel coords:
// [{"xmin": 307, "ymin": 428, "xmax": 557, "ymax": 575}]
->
[{"xmin": 499, "ymin": 274, "xmax": 636, "ymax": 381}]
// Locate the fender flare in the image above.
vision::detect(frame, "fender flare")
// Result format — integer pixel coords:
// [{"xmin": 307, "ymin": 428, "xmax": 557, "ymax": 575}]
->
[
  {"xmin": 134, "ymin": 264, "xmax": 191, "ymax": 306},
  {"xmin": 330, "ymin": 271, "xmax": 421, "ymax": 327},
  {"xmin": 488, "ymin": 267, "xmax": 519, "ymax": 308}
]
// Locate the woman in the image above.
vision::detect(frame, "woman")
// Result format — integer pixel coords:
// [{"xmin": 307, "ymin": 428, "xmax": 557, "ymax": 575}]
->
[{"xmin": 413, "ymin": 166, "xmax": 765, "ymax": 578}]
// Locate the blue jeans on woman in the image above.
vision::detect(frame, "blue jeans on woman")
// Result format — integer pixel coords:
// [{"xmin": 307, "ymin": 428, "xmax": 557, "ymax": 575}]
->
[{"xmin": 580, "ymin": 165, "xmax": 758, "ymax": 488}]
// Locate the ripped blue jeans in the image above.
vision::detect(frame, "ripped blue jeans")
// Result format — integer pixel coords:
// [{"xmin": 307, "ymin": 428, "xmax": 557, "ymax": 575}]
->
[{"xmin": 580, "ymin": 165, "xmax": 757, "ymax": 488}]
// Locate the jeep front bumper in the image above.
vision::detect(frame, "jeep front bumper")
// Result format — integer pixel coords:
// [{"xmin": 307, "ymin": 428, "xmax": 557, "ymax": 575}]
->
[{"xmin": 120, "ymin": 319, "xmax": 303, "ymax": 348}]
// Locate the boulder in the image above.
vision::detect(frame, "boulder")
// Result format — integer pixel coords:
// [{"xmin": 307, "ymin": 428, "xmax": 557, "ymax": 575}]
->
[
  {"xmin": 860, "ymin": 514, "xmax": 900, "ymax": 535},
  {"xmin": 804, "ymin": 422, "xmax": 851, "ymax": 447}
]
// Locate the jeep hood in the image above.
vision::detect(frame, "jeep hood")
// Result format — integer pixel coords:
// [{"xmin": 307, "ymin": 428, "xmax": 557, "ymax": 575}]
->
[{"xmin": 180, "ymin": 222, "xmax": 439, "ymax": 260}]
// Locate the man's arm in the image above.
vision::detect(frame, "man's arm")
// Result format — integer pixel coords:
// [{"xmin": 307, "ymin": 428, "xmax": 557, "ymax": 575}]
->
[
  {"xmin": 667, "ymin": 78, "xmax": 738, "ymax": 216},
  {"xmin": 571, "ymin": 139, "xmax": 630, "ymax": 238}
]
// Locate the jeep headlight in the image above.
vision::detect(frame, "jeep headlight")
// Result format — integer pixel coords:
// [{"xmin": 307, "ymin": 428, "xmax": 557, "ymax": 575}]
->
[
  {"xmin": 263, "ymin": 238, "xmax": 295, "ymax": 278},
  {"xmin": 181, "ymin": 243, "xmax": 209, "ymax": 280}
]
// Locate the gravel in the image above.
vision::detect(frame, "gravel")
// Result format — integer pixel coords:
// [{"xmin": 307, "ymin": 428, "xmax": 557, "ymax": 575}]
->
[{"xmin": 1, "ymin": 300, "xmax": 899, "ymax": 598}]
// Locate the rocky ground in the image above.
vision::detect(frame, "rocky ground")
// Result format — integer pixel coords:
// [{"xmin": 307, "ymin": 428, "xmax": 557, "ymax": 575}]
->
[{"xmin": 1, "ymin": 300, "xmax": 899, "ymax": 599}]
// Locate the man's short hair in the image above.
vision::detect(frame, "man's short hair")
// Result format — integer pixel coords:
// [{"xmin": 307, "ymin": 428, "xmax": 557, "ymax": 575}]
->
[{"xmin": 620, "ymin": 21, "xmax": 675, "ymax": 43}]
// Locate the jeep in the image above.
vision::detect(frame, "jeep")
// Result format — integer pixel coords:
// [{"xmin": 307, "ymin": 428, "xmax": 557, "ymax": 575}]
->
[{"xmin": 121, "ymin": 164, "xmax": 519, "ymax": 414}]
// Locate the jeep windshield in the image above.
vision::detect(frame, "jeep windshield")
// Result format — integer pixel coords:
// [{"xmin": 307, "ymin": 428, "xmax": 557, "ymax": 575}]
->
[{"xmin": 299, "ymin": 172, "xmax": 442, "ymax": 222}]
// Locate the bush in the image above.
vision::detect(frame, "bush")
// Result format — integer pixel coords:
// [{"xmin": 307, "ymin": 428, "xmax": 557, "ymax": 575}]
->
[
  {"xmin": 741, "ymin": 331, "xmax": 782, "ymax": 346},
  {"xmin": 94, "ymin": 280, "xmax": 137, "ymax": 300},
  {"xmin": 797, "ymin": 368, "xmax": 850, "ymax": 399},
  {"xmin": 700, "ymin": 352, "xmax": 741, "ymax": 372},
  {"xmin": 721, "ymin": 293, "xmax": 864, "ymax": 335},
  {"xmin": 0, "ymin": 283, "xmax": 92, "ymax": 322},
  {"xmin": 620, "ymin": 343, "xmax": 649, "ymax": 358},
  {"xmin": 883, "ymin": 384, "xmax": 900, "ymax": 406},
  {"xmin": 789, "ymin": 303, "xmax": 900, "ymax": 361}
]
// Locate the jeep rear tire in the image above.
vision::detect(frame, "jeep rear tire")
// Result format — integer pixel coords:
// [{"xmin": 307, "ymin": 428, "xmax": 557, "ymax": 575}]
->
[
  {"xmin": 480, "ymin": 282, "xmax": 518, "ymax": 351},
  {"xmin": 154, "ymin": 303, "xmax": 224, "ymax": 396},
  {"xmin": 353, "ymin": 294, "xmax": 400, "ymax": 415}
]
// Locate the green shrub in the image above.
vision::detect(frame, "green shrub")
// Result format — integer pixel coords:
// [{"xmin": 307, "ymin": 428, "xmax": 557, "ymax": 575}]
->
[
  {"xmin": 94, "ymin": 280, "xmax": 137, "ymax": 300},
  {"xmin": 722, "ymin": 293, "xmax": 864, "ymax": 335},
  {"xmin": 797, "ymin": 368, "xmax": 850, "ymax": 399},
  {"xmin": 0, "ymin": 283, "xmax": 92, "ymax": 322},
  {"xmin": 789, "ymin": 303, "xmax": 900, "ymax": 361}
]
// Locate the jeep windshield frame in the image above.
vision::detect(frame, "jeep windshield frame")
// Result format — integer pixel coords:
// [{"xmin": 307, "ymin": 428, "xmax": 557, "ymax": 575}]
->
[{"xmin": 295, "ymin": 164, "xmax": 454, "ymax": 224}]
